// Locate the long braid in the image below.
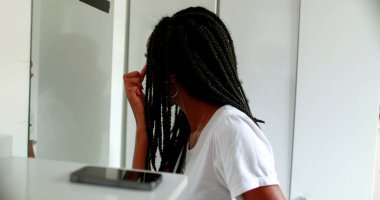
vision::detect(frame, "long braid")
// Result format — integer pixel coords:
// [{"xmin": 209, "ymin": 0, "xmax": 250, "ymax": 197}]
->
[
  {"xmin": 177, "ymin": 9, "xmax": 263, "ymax": 124},
  {"xmin": 178, "ymin": 9, "xmax": 258, "ymax": 122},
  {"xmin": 176, "ymin": 17, "xmax": 258, "ymax": 123},
  {"xmin": 160, "ymin": 30, "xmax": 173, "ymax": 169},
  {"xmin": 178, "ymin": 28, "xmax": 243, "ymax": 106},
  {"xmin": 174, "ymin": 8, "xmax": 237, "ymax": 70},
  {"xmin": 188, "ymin": 21, "xmax": 242, "ymax": 100},
  {"xmin": 145, "ymin": 19, "xmax": 167, "ymax": 170},
  {"xmin": 144, "ymin": 7, "xmax": 263, "ymax": 173}
]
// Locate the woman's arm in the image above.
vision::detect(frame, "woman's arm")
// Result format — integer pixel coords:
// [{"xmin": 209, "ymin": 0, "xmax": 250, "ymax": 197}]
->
[
  {"xmin": 132, "ymin": 122, "xmax": 148, "ymax": 169},
  {"xmin": 124, "ymin": 66, "xmax": 148, "ymax": 170},
  {"xmin": 28, "ymin": 140, "xmax": 36, "ymax": 158},
  {"xmin": 242, "ymin": 185, "xmax": 286, "ymax": 200}
]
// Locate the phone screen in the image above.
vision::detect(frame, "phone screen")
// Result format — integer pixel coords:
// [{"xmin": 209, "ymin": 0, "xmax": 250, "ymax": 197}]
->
[
  {"xmin": 79, "ymin": 166, "xmax": 160, "ymax": 182},
  {"xmin": 70, "ymin": 166, "xmax": 162, "ymax": 190}
]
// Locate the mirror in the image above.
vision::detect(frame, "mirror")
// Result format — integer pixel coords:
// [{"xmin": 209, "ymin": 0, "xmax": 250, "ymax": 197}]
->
[{"xmin": 29, "ymin": 0, "xmax": 114, "ymax": 165}]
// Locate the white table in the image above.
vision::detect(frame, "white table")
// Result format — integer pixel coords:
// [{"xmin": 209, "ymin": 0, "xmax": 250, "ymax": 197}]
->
[{"xmin": 0, "ymin": 157, "xmax": 187, "ymax": 200}]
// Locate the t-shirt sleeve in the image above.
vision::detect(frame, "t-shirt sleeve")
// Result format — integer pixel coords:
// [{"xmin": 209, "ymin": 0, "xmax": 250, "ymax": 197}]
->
[{"xmin": 213, "ymin": 114, "xmax": 280, "ymax": 198}]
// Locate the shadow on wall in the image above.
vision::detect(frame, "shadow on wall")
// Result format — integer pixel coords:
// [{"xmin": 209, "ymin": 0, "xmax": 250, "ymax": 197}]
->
[{"xmin": 36, "ymin": 34, "xmax": 110, "ymax": 164}]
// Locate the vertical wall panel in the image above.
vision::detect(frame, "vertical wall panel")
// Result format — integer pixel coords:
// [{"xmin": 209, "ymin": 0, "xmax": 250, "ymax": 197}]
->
[
  {"xmin": 219, "ymin": 0, "xmax": 300, "ymax": 197},
  {"xmin": 108, "ymin": 0, "xmax": 129, "ymax": 168},
  {"xmin": 0, "ymin": 0, "xmax": 31, "ymax": 157},
  {"xmin": 291, "ymin": 1, "xmax": 380, "ymax": 199}
]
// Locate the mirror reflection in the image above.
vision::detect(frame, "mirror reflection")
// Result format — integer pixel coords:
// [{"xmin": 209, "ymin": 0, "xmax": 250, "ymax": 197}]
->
[{"xmin": 29, "ymin": 0, "xmax": 114, "ymax": 165}]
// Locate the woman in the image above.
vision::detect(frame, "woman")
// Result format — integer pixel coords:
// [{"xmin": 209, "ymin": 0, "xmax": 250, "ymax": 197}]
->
[{"xmin": 124, "ymin": 7, "xmax": 285, "ymax": 200}]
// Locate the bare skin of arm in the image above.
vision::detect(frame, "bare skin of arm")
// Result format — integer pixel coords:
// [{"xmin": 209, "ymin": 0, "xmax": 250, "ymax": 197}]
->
[
  {"xmin": 28, "ymin": 140, "xmax": 35, "ymax": 158},
  {"xmin": 123, "ymin": 66, "xmax": 148, "ymax": 170},
  {"xmin": 242, "ymin": 185, "xmax": 286, "ymax": 200}
]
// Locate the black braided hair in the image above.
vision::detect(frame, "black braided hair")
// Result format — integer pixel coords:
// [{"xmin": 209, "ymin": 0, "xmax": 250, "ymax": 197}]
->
[{"xmin": 144, "ymin": 6, "xmax": 263, "ymax": 173}]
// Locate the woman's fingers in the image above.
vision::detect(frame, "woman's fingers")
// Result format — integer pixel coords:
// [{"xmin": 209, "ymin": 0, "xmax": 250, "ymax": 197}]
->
[
  {"xmin": 124, "ymin": 72, "xmax": 144, "ymax": 89},
  {"xmin": 124, "ymin": 77, "xmax": 143, "ymax": 89},
  {"xmin": 127, "ymin": 85, "xmax": 144, "ymax": 97},
  {"xmin": 123, "ymin": 67, "xmax": 146, "ymax": 126},
  {"xmin": 124, "ymin": 71, "xmax": 140, "ymax": 78},
  {"xmin": 140, "ymin": 65, "xmax": 147, "ymax": 79},
  {"xmin": 123, "ymin": 66, "xmax": 147, "ymax": 98}
]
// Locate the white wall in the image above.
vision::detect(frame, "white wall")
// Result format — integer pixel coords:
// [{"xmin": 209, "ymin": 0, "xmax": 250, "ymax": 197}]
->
[
  {"xmin": 219, "ymin": 1, "xmax": 300, "ymax": 197},
  {"xmin": 0, "ymin": 135, "xmax": 12, "ymax": 157},
  {"xmin": 291, "ymin": 1, "xmax": 380, "ymax": 199},
  {"xmin": 375, "ymin": 109, "xmax": 380, "ymax": 200},
  {"xmin": 0, "ymin": 0, "xmax": 31, "ymax": 157}
]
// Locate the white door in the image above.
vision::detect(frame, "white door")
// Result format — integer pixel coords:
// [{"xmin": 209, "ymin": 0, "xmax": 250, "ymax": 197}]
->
[{"xmin": 291, "ymin": 1, "xmax": 380, "ymax": 199}]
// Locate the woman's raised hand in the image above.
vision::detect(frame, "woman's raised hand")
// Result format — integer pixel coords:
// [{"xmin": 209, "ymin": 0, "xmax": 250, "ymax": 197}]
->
[
  {"xmin": 124, "ymin": 65, "xmax": 148, "ymax": 169},
  {"xmin": 123, "ymin": 65, "xmax": 147, "ymax": 125}
]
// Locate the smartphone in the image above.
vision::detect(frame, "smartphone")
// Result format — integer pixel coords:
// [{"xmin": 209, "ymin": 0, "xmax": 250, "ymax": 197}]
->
[{"xmin": 70, "ymin": 166, "xmax": 162, "ymax": 190}]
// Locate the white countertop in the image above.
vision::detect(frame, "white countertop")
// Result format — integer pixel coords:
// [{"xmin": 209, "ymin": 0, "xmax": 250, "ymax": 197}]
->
[{"xmin": 0, "ymin": 157, "xmax": 187, "ymax": 200}]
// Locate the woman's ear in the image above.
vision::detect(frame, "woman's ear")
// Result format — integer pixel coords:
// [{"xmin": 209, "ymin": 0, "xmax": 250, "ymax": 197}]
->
[{"xmin": 169, "ymin": 74, "xmax": 181, "ymax": 100}]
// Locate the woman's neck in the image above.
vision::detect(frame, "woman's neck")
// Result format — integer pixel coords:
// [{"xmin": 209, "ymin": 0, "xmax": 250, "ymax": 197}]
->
[
  {"xmin": 171, "ymin": 85, "xmax": 220, "ymax": 132},
  {"xmin": 177, "ymin": 94, "xmax": 220, "ymax": 133}
]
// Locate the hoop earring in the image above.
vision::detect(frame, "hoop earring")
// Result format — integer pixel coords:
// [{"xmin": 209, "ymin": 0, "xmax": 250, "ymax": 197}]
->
[{"xmin": 171, "ymin": 84, "xmax": 179, "ymax": 99}]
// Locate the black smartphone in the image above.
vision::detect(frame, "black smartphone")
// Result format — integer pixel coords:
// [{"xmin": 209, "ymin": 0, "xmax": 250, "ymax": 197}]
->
[{"xmin": 70, "ymin": 166, "xmax": 162, "ymax": 190}]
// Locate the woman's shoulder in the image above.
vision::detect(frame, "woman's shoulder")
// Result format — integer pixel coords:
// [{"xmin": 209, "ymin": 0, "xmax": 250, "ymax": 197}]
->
[
  {"xmin": 210, "ymin": 105, "xmax": 262, "ymax": 142},
  {"xmin": 210, "ymin": 105, "xmax": 274, "ymax": 163},
  {"xmin": 213, "ymin": 105, "xmax": 257, "ymax": 129}
]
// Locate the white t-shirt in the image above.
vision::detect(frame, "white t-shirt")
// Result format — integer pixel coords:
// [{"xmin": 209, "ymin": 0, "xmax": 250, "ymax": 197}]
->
[{"xmin": 179, "ymin": 105, "xmax": 279, "ymax": 200}]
